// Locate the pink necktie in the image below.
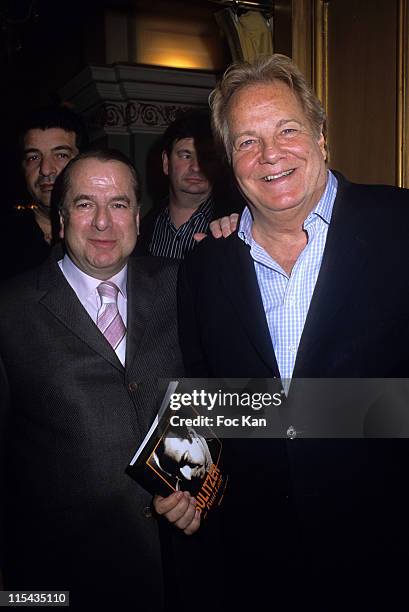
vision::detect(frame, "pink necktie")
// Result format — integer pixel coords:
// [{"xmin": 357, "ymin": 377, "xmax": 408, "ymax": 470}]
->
[{"xmin": 96, "ymin": 282, "xmax": 126, "ymax": 350}]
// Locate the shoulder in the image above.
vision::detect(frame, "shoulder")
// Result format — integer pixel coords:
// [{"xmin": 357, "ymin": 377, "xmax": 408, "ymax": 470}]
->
[
  {"xmin": 0, "ymin": 248, "xmax": 64, "ymax": 309},
  {"xmin": 334, "ymin": 171, "xmax": 409, "ymax": 208},
  {"xmin": 178, "ymin": 233, "xmax": 247, "ymax": 289},
  {"xmin": 185, "ymin": 231, "xmax": 244, "ymax": 263},
  {"xmin": 332, "ymin": 172, "xmax": 409, "ymax": 236},
  {"xmin": 0, "ymin": 267, "xmax": 44, "ymax": 322}
]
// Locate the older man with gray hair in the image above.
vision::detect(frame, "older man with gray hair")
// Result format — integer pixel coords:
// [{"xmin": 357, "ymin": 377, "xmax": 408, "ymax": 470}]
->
[{"xmin": 178, "ymin": 54, "xmax": 409, "ymax": 610}]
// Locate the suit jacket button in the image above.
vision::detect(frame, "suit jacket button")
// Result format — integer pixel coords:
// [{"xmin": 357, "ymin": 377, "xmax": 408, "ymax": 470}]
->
[
  {"xmin": 128, "ymin": 381, "xmax": 139, "ymax": 392},
  {"xmin": 142, "ymin": 506, "xmax": 153, "ymax": 518}
]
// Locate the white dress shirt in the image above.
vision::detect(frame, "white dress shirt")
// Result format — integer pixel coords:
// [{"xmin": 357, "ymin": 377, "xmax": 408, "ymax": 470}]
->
[{"xmin": 58, "ymin": 255, "xmax": 128, "ymax": 366}]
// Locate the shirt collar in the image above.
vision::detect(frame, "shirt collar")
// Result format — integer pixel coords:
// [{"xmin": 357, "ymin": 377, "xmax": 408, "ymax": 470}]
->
[
  {"xmin": 162, "ymin": 193, "xmax": 213, "ymax": 224},
  {"xmin": 238, "ymin": 170, "xmax": 338, "ymax": 245},
  {"xmin": 59, "ymin": 253, "xmax": 128, "ymax": 303}
]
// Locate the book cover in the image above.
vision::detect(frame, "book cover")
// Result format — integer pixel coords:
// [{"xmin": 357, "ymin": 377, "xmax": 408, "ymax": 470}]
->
[{"xmin": 126, "ymin": 380, "xmax": 227, "ymax": 519}]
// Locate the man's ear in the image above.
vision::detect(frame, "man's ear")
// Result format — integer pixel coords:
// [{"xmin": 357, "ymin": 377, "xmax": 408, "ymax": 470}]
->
[
  {"xmin": 162, "ymin": 151, "xmax": 169, "ymax": 176},
  {"xmin": 318, "ymin": 131, "xmax": 327, "ymax": 162},
  {"xmin": 59, "ymin": 212, "xmax": 65, "ymax": 239},
  {"xmin": 135, "ymin": 208, "xmax": 140, "ymax": 236}
]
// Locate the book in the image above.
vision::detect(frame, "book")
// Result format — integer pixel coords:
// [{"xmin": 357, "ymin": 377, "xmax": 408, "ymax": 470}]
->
[{"xmin": 126, "ymin": 380, "xmax": 227, "ymax": 519}]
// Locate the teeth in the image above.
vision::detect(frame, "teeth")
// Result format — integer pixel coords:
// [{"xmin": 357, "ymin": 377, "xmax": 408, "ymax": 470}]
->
[{"xmin": 263, "ymin": 169, "xmax": 293, "ymax": 181}]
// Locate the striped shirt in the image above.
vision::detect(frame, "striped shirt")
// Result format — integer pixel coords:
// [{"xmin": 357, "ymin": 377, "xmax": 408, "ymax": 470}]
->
[
  {"xmin": 238, "ymin": 170, "xmax": 338, "ymax": 384},
  {"xmin": 149, "ymin": 196, "xmax": 214, "ymax": 259}
]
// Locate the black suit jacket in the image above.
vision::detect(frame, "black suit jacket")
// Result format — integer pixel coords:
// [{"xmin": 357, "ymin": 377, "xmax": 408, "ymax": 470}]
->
[
  {"xmin": 0, "ymin": 251, "xmax": 183, "ymax": 610},
  {"xmin": 177, "ymin": 174, "xmax": 409, "ymax": 609}
]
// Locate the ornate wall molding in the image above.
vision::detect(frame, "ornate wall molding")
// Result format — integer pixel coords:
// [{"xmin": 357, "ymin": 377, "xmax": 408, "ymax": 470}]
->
[
  {"xmin": 60, "ymin": 64, "xmax": 217, "ymax": 138},
  {"xmin": 89, "ymin": 101, "xmax": 193, "ymax": 134}
]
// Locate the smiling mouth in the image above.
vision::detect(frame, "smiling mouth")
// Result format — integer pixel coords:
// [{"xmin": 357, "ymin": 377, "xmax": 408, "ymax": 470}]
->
[{"xmin": 263, "ymin": 169, "xmax": 295, "ymax": 182}]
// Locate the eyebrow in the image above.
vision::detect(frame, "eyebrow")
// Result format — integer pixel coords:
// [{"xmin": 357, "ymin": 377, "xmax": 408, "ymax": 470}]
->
[
  {"xmin": 233, "ymin": 119, "xmax": 303, "ymax": 141},
  {"xmin": 72, "ymin": 194, "xmax": 131, "ymax": 204},
  {"xmin": 23, "ymin": 145, "xmax": 76, "ymax": 155}
]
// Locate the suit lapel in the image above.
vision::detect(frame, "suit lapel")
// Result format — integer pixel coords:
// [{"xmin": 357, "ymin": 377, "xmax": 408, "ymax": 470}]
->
[
  {"xmin": 38, "ymin": 254, "xmax": 124, "ymax": 372},
  {"xmin": 125, "ymin": 257, "xmax": 158, "ymax": 371},
  {"xmin": 293, "ymin": 176, "xmax": 369, "ymax": 376},
  {"xmin": 221, "ymin": 236, "xmax": 280, "ymax": 376}
]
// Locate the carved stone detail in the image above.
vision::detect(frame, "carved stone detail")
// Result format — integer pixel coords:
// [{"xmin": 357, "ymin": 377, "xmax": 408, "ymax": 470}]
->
[{"xmin": 90, "ymin": 101, "xmax": 195, "ymax": 132}]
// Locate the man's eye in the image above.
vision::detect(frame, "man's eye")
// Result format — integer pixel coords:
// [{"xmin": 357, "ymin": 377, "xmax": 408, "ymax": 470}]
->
[
  {"xmin": 76, "ymin": 202, "xmax": 92, "ymax": 209},
  {"xmin": 237, "ymin": 139, "xmax": 257, "ymax": 150},
  {"xmin": 111, "ymin": 202, "xmax": 128, "ymax": 209},
  {"xmin": 25, "ymin": 155, "xmax": 39, "ymax": 163},
  {"xmin": 56, "ymin": 152, "xmax": 70, "ymax": 159},
  {"xmin": 280, "ymin": 128, "xmax": 299, "ymax": 137}
]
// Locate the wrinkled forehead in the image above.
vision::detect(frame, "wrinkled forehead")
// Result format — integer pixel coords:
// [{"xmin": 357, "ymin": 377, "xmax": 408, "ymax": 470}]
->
[
  {"xmin": 62, "ymin": 158, "xmax": 139, "ymax": 210},
  {"xmin": 69, "ymin": 158, "xmax": 133, "ymax": 187},
  {"xmin": 226, "ymin": 80, "xmax": 306, "ymax": 130}
]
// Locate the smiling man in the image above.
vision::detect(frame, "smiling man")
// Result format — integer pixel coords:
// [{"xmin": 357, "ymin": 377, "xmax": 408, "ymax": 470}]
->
[
  {"xmin": 0, "ymin": 148, "xmax": 192, "ymax": 610},
  {"xmin": 177, "ymin": 54, "xmax": 409, "ymax": 609}
]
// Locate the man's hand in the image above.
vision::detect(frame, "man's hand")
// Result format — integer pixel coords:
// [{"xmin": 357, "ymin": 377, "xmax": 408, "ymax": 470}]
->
[
  {"xmin": 153, "ymin": 491, "xmax": 201, "ymax": 535},
  {"xmin": 194, "ymin": 213, "xmax": 239, "ymax": 242}
]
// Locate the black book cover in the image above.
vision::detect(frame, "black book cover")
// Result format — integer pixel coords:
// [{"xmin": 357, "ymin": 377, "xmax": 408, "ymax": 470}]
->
[{"xmin": 126, "ymin": 381, "xmax": 227, "ymax": 519}]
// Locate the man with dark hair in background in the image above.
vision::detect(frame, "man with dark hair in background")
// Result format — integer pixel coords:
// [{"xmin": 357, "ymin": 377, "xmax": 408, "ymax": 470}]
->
[
  {"xmin": 137, "ymin": 108, "xmax": 241, "ymax": 258},
  {"xmin": 1, "ymin": 105, "xmax": 88, "ymax": 280}
]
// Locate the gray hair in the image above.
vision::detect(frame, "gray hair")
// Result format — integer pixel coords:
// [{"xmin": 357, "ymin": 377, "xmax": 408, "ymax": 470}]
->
[{"xmin": 209, "ymin": 53, "xmax": 327, "ymax": 162}]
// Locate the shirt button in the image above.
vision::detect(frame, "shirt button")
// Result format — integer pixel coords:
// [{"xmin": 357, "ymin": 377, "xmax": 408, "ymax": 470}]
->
[
  {"xmin": 128, "ymin": 381, "xmax": 139, "ymax": 392},
  {"xmin": 288, "ymin": 345, "xmax": 297, "ymax": 353},
  {"xmin": 287, "ymin": 426, "xmax": 297, "ymax": 439}
]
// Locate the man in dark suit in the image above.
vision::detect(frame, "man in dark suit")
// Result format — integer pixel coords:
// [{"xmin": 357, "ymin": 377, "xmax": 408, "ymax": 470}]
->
[
  {"xmin": 0, "ymin": 148, "xmax": 197, "ymax": 610},
  {"xmin": 178, "ymin": 54, "xmax": 409, "ymax": 610}
]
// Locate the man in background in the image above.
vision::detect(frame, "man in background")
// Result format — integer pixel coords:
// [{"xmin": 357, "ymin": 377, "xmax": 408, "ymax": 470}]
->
[
  {"xmin": 1, "ymin": 105, "xmax": 87, "ymax": 280},
  {"xmin": 137, "ymin": 108, "xmax": 241, "ymax": 258}
]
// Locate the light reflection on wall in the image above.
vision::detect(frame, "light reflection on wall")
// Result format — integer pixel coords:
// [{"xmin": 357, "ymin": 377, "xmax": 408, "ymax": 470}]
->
[{"xmin": 134, "ymin": 15, "xmax": 224, "ymax": 70}]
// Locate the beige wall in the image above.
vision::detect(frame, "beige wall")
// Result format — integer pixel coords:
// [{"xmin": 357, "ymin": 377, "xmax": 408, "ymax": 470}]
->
[{"xmin": 293, "ymin": 0, "xmax": 409, "ymax": 187}]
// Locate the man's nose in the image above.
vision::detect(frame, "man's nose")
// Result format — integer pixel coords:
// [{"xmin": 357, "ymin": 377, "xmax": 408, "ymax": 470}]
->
[
  {"xmin": 260, "ymin": 138, "xmax": 284, "ymax": 163},
  {"xmin": 39, "ymin": 155, "xmax": 57, "ymax": 178},
  {"xmin": 189, "ymin": 156, "xmax": 201, "ymax": 172},
  {"xmin": 93, "ymin": 206, "xmax": 112, "ymax": 230}
]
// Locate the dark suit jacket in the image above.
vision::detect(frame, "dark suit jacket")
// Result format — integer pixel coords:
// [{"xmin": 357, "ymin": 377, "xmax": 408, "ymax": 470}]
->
[
  {"xmin": 0, "ymin": 251, "xmax": 183, "ymax": 610},
  {"xmin": 177, "ymin": 174, "xmax": 409, "ymax": 609},
  {"xmin": 0, "ymin": 207, "xmax": 51, "ymax": 281}
]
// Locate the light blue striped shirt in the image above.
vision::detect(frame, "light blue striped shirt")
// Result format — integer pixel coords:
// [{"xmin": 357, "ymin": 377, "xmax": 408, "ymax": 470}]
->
[{"xmin": 238, "ymin": 170, "xmax": 338, "ymax": 383}]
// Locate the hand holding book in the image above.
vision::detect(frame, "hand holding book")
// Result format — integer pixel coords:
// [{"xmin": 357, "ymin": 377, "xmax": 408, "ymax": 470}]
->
[
  {"xmin": 153, "ymin": 491, "xmax": 201, "ymax": 535},
  {"xmin": 127, "ymin": 381, "xmax": 227, "ymax": 524}
]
